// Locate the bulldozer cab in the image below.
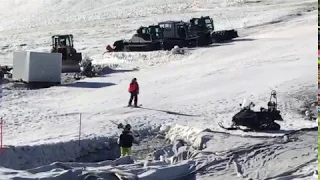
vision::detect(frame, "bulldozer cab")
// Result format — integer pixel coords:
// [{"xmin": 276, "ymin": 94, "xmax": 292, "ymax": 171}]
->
[
  {"xmin": 135, "ymin": 26, "xmax": 163, "ymax": 42},
  {"xmin": 52, "ymin": 35, "xmax": 74, "ymax": 48},
  {"xmin": 159, "ymin": 21, "xmax": 195, "ymax": 39},
  {"xmin": 51, "ymin": 34, "xmax": 75, "ymax": 60},
  {"xmin": 136, "ymin": 27, "xmax": 148, "ymax": 34},
  {"xmin": 190, "ymin": 16, "xmax": 214, "ymax": 31},
  {"xmin": 148, "ymin": 25, "xmax": 163, "ymax": 40}
]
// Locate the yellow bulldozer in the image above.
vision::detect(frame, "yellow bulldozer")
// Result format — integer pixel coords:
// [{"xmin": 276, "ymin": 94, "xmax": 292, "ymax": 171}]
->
[{"xmin": 51, "ymin": 34, "xmax": 82, "ymax": 73}]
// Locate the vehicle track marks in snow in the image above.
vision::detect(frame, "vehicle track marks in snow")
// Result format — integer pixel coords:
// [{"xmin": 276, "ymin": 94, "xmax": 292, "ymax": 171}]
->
[{"xmin": 193, "ymin": 128, "xmax": 317, "ymax": 179}]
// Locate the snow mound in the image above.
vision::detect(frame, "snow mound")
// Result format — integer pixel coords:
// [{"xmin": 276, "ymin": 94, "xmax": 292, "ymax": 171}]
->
[
  {"xmin": 0, "ymin": 137, "xmax": 118, "ymax": 170},
  {"xmin": 1, "ymin": 127, "xmax": 316, "ymax": 180},
  {"xmin": 165, "ymin": 124, "xmax": 204, "ymax": 145},
  {"xmin": 94, "ymin": 50, "xmax": 190, "ymax": 69},
  {"xmin": 0, "ymin": 126, "xmax": 161, "ymax": 170},
  {"xmin": 0, "ymin": 156, "xmax": 201, "ymax": 180}
]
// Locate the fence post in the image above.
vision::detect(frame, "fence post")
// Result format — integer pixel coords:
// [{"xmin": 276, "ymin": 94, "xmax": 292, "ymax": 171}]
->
[
  {"xmin": 0, "ymin": 119, "xmax": 3, "ymax": 154},
  {"xmin": 78, "ymin": 113, "xmax": 82, "ymax": 146}
]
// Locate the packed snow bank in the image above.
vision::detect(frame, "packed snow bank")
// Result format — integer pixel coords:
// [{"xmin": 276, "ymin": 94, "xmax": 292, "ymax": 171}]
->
[
  {"xmin": 94, "ymin": 50, "xmax": 191, "ymax": 69},
  {"xmin": 160, "ymin": 126, "xmax": 318, "ymax": 179},
  {"xmin": 0, "ymin": 126, "xmax": 163, "ymax": 170},
  {"xmin": 0, "ymin": 127, "xmax": 316, "ymax": 180},
  {"xmin": 0, "ymin": 156, "xmax": 199, "ymax": 180},
  {"xmin": 0, "ymin": 137, "xmax": 118, "ymax": 170},
  {"xmin": 165, "ymin": 124, "xmax": 204, "ymax": 145}
]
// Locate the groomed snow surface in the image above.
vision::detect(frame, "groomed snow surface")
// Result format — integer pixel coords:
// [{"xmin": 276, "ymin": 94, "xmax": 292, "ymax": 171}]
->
[{"xmin": 0, "ymin": 0, "xmax": 318, "ymax": 179}]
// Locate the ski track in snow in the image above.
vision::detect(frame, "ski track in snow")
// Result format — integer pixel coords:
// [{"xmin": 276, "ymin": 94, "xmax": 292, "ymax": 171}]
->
[{"xmin": 0, "ymin": 0, "xmax": 317, "ymax": 179}]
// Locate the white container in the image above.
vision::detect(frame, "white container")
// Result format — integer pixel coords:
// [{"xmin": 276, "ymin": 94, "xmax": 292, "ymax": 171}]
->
[{"xmin": 12, "ymin": 51, "xmax": 62, "ymax": 83}]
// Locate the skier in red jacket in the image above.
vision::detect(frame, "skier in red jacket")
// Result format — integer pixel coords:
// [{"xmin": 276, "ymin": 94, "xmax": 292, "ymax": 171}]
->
[{"xmin": 128, "ymin": 78, "xmax": 139, "ymax": 107}]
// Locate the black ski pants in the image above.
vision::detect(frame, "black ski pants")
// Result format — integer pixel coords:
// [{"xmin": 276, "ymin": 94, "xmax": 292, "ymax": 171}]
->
[{"xmin": 128, "ymin": 92, "xmax": 138, "ymax": 106}]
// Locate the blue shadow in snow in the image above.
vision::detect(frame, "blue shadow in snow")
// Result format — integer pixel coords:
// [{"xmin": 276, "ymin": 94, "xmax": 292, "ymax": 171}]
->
[{"xmin": 61, "ymin": 82, "xmax": 116, "ymax": 88}]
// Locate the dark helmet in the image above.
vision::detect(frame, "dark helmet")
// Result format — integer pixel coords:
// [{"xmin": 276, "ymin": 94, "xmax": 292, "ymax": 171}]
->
[
  {"xmin": 267, "ymin": 101, "xmax": 276, "ymax": 110},
  {"xmin": 132, "ymin": 78, "xmax": 137, "ymax": 81},
  {"xmin": 125, "ymin": 124, "xmax": 131, "ymax": 130}
]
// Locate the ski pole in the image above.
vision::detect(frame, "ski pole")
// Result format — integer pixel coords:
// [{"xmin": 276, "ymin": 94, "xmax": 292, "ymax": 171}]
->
[
  {"xmin": 0, "ymin": 119, "xmax": 3, "ymax": 154},
  {"xmin": 79, "ymin": 113, "xmax": 82, "ymax": 146}
]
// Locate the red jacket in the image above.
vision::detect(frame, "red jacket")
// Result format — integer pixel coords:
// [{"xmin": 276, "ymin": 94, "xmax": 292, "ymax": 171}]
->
[{"xmin": 128, "ymin": 82, "xmax": 139, "ymax": 93}]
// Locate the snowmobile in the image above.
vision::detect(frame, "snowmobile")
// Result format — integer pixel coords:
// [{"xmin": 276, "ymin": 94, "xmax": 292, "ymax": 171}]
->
[{"xmin": 219, "ymin": 90, "xmax": 283, "ymax": 131}]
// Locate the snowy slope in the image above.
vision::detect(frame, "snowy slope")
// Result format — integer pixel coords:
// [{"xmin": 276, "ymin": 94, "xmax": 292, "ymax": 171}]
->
[
  {"xmin": 0, "ymin": 9, "xmax": 316, "ymax": 146},
  {"xmin": 0, "ymin": 0, "xmax": 317, "ymax": 65},
  {"xmin": 0, "ymin": 0, "xmax": 317, "ymax": 179}
]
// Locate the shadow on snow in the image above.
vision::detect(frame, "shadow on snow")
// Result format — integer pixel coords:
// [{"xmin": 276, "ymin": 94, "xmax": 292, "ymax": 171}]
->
[
  {"xmin": 60, "ymin": 82, "xmax": 116, "ymax": 88},
  {"xmin": 140, "ymin": 107, "xmax": 201, "ymax": 117}
]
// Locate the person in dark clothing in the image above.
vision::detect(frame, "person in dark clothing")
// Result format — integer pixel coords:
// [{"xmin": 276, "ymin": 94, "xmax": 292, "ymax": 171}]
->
[
  {"xmin": 128, "ymin": 78, "xmax": 139, "ymax": 107},
  {"xmin": 118, "ymin": 124, "xmax": 135, "ymax": 157}
]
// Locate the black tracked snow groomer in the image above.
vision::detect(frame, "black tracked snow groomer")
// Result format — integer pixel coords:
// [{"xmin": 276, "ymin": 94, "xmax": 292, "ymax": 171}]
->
[
  {"xmin": 106, "ymin": 21, "xmax": 199, "ymax": 52},
  {"xmin": 189, "ymin": 16, "xmax": 239, "ymax": 45},
  {"xmin": 105, "ymin": 16, "xmax": 239, "ymax": 52},
  {"xmin": 219, "ymin": 90, "xmax": 283, "ymax": 132}
]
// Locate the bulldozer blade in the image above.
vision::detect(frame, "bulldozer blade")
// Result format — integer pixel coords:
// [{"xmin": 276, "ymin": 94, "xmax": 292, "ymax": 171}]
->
[
  {"xmin": 72, "ymin": 53, "xmax": 82, "ymax": 62},
  {"xmin": 62, "ymin": 60, "xmax": 81, "ymax": 73},
  {"xmin": 61, "ymin": 53, "xmax": 82, "ymax": 73},
  {"xmin": 211, "ymin": 29, "xmax": 239, "ymax": 42}
]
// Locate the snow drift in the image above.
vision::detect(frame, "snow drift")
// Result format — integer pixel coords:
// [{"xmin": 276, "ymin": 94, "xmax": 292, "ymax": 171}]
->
[{"xmin": 0, "ymin": 126, "xmax": 317, "ymax": 180}]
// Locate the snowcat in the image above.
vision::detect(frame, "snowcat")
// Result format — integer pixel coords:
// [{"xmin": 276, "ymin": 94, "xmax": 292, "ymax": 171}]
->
[
  {"xmin": 219, "ymin": 90, "xmax": 283, "ymax": 131},
  {"xmin": 189, "ymin": 16, "xmax": 239, "ymax": 45},
  {"xmin": 51, "ymin": 34, "xmax": 82, "ymax": 73},
  {"xmin": 107, "ymin": 21, "xmax": 199, "ymax": 52},
  {"xmin": 106, "ymin": 25, "xmax": 164, "ymax": 52}
]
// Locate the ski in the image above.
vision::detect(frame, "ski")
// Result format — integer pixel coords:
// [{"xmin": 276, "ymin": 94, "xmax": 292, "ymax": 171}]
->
[
  {"xmin": 218, "ymin": 122, "xmax": 239, "ymax": 130},
  {"xmin": 218, "ymin": 122, "xmax": 253, "ymax": 132},
  {"xmin": 125, "ymin": 104, "xmax": 143, "ymax": 108}
]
